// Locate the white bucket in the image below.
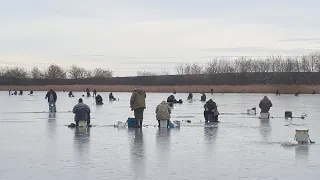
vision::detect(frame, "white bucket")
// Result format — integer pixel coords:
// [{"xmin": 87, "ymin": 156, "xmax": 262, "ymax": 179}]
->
[
  {"xmin": 247, "ymin": 109, "xmax": 256, "ymax": 115},
  {"xmin": 173, "ymin": 120, "xmax": 180, "ymax": 128},
  {"xmin": 159, "ymin": 120, "xmax": 168, "ymax": 128},
  {"xmin": 78, "ymin": 120, "xmax": 87, "ymax": 127},
  {"xmin": 295, "ymin": 129, "xmax": 309, "ymax": 143},
  {"xmin": 260, "ymin": 112, "xmax": 269, "ymax": 119}
]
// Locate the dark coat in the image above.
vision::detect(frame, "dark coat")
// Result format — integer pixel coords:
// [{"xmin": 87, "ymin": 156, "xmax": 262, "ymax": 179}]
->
[
  {"xmin": 73, "ymin": 102, "xmax": 91, "ymax": 122},
  {"xmin": 45, "ymin": 91, "xmax": 57, "ymax": 103},
  {"xmin": 259, "ymin": 96, "xmax": 272, "ymax": 113}
]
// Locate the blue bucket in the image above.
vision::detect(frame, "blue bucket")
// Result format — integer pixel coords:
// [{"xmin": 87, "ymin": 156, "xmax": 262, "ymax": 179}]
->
[
  {"xmin": 127, "ymin": 118, "xmax": 138, "ymax": 128},
  {"xmin": 168, "ymin": 121, "xmax": 174, "ymax": 128}
]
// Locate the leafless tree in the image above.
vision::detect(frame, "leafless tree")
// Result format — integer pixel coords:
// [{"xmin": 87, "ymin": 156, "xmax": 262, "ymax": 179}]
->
[
  {"xmin": 92, "ymin": 68, "xmax": 113, "ymax": 78},
  {"xmin": 68, "ymin": 65, "xmax": 87, "ymax": 79},
  {"xmin": 45, "ymin": 64, "xmax": 67, "ymax": 79},
  {"xmin": 174, "ymin": 63, "xmax": 185, "ymax": 75},
  {"xmin": 300, "ymin": 55, "xmax": 311, "ymax": 72},
  {"xmin": 30, "ymin": 67, "xmax": 44, "ymax": 79},
  {"xmin": 3, "ymin": 67, "xmax": 29, "ymax": 79},
  {"xmin": 160, "ymin": 69, "xmax": 170, "ymax": 75},
  {"xmin": 190, "ymin": 63, "xmax": 203, "ymax": 74},
  {"xmin": 137, "ymin": 71, "xmax": 157, "ymax": 76}
]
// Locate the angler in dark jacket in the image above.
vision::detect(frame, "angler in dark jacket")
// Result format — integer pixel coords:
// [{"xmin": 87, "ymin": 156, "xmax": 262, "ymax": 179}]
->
[
  {"xmin": 109, "ymin": 92, "xmax": 116, "ymax": 101},
  {"xmin": 204, "ymin": 99, "xmax": 219, "ymax": 122},
  {"xmin": 95, "ymin": 94, "xmax": 103, "ymax": 105},
  {"xmin": 68, "ymin": 91, "xmax": 74, "ymax": 97},
  {"xmin": 93, "ymin": 89, "xmax": 97, "ymax": 97},
  {"xmin": 200, "ymin": 93, "xmax": 206, "ymax": 101},
  {"xmin": 45, "ymin": 89, "xmax": 57, "ymax": 112},
  {"xmin": 73, "ymin": 98, "xmax": 91, "ymax": 126},
  {"xmin": 187, "ymin": 93, "xmax": 193, "ymax": 100},
  {"xmin": 86, "ymin": 88, "xmax": 91, "ymax": 97},
  {"xmin": 259, "ymin": 96, "xmax": 272, "ymax": 113},
  {"xmin": 167, "ymin": 95, "xmax": 177, "ymax": 103}
]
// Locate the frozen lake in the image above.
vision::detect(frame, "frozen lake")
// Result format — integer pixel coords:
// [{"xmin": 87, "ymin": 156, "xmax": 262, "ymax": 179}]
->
[{"xmin": 0, "ymin": 91, "xmax": 320, "ymax": 180}]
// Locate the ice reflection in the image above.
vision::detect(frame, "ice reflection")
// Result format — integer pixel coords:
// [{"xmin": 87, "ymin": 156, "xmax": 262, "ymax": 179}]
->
[
  {"xmin": 204, "ymin": 123, "xmax": 219, "ymax": 153},
  {"xmin": 47, "ymin": 112, "xmax": 57, "ymax": 138},
  {"xmin": 295, "ymin": 145, "xmax": 309, "ymax": 162},
  {"xmin": 128, "ymin": 128, "xmax": 145, "ymax": 179},
  {"xmin": 156, "ymin": 128, "xmax": 171, "ymax": 164},
  {"xmin": 74, "ymin": 127, "xmax": 91, "ymax": 156},
  {"xmin": 259, "ymin": 119, "xmax": 271, "ymax": 142}
]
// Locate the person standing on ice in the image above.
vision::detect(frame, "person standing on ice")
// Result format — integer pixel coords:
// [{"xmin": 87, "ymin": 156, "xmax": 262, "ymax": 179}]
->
[
  {"xmin": 259, "ymin": 96, "xmax": 272, "ymax": 113},
  {"xmin": 45, "ymin": 89, "xmax": 57, "ymax": 112},
  {"xmin": 130, "ymin": 88, "xmax": 146, "ymax": 128}
]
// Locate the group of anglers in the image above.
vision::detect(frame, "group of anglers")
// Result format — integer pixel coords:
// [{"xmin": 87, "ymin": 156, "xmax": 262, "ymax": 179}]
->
[
  {"xmin": 68, "ymin": 89, "xmax": 117, "ymax": 105},
  {"xmin": 53, "ymin": 87, "xmax": 272, "ymax": 128},
  {"xmin": 9, "ymin": 90, "xmax": 33, "ymax": 96}
]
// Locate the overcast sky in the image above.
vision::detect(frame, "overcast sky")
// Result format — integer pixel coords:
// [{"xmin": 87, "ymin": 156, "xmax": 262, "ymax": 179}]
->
[{"xmin": 1, "ymin": 0, "xmax": 320, "ymax": 76}]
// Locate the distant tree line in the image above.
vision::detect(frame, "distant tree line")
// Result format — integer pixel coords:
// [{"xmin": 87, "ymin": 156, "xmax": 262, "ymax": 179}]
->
[
  {"xmin": 136, "ymin": 52, "xmax": 320, "ymax": 76},
  {"xmin": 1, "ymin": 64, "xmax": 113, "ymax": 79}
]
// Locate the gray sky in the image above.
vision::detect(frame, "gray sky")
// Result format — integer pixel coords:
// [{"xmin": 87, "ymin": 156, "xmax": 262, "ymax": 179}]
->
[{"xmin": 1, "ymin": 0, "xmax": 320, "ymax": 76}]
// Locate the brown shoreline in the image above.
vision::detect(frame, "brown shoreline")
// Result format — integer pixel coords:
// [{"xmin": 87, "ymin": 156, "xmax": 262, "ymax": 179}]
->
[{"xmin": 1, "ymin": 85, "xmax": 318, "ymax": 94}]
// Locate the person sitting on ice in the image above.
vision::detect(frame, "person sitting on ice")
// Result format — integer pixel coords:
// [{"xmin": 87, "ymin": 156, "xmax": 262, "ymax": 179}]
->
[
  {"xmin": 95, "ymin": 94, "xmax": 103, "ymax": 105},
  {"xmin": 259, "ymin": 96, "xmax": 272, "ymax": 113},
  {"xmin": 68, "ymin": 91, "xmax": 74, "ymax": 97},
  {"xmin": 73, "ymin": 98, "xmax": 91, "ymax": 127},
  {"xmin": 167, "ymin": 95, "xmax": 177, "ymax": 103},
  {"xmin": 187, "ymin": 93, "xmax": 193, "ymax": 100},
  {"xmin": 109, "ymin": 92, "xmax": 116, "ymax": 101},
  {"xmin": 204, "ymin": 99, "xmax": 219, "ymax": 122},
  {"xmin": 200, "ymin": 93, "xmax": 206, "ymax": 101},
  {"xmin": 156, "ymin": 101, "xmax": 172, "ymax": 127}
]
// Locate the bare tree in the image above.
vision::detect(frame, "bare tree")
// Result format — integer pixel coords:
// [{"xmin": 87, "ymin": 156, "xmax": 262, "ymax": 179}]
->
[
  {"xmin": 68, "ymin": 65, "xmax": 87, "ymax": 79},
  {"xmin": 300, "ymin": 55, "xmax": 311, "ymax": 72},
  {"xmin": 160, "ymin": 69, "xmax": 170, "ymax": 75},
  {"xmin": 190, "ymin": 63, "xmax": 203, "ymax": 74},
  {"xmin": 30, "ymin": 67, "xmax": 44, "ymax": 79},
  {"xmin": 137, "ymin": 71, "xmax": 157, "ymax": 76},
  {"xmin": 92, "ymin": 68, "xmax": 113, "ymax": 78},
  {"xmin": 3, "ymin": 67, "xmax": 29, "ymax": 79},
  {"xmin": 45, "ymin": 64, "xmax": 67, "ymax": 79},
  {"xmin": 174, "ymin": 63, "xmax": 185, "ymax": 75},
  {"xmin": 205, "ymin": 58, "xmax": 219, "ymax": 74}
]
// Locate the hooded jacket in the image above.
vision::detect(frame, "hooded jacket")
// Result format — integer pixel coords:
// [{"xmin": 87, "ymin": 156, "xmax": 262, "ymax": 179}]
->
[
  {"xmin": 155, "ymin": 101, "xmax": 171, "ymax": 121},
  {"xmin": 259, "ymin": 96, "xmax": 272, "ymax": 113},
  {"xmin": 130, "ymin": 89, "xmax": 146, "ymax": 110},
  {"xmin": 45, "ymin": 91, "xmax": 57, "ymax": 103},
  {"xmin": 204, "ymin": 99, "xmax": 219, "ymax": 116},
  {"xmin": 167, "ymin": 95, "xmax": 176, "ymax": 103},
  {"xmin": 73, "ymin": 102, "xmax": 91, "ymax": 121}
]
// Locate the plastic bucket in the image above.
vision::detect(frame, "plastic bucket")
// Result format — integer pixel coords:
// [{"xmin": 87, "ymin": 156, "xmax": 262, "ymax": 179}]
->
[
  {"xmin": 78, "ymin": 120, "xmax": 87, "ymax": 127},
  {"xmin": 127, "ymin": 118, "xmax": 138, "ymax": 128},
  {"xmin": 260, "ymin": 112, "xmax": 269, "ymax": 119},
  {"xmin": 159, "ymin": 120, "xmax": 168, "ymax": 128}
]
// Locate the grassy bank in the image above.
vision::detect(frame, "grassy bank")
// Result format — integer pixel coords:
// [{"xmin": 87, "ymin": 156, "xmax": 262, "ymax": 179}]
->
[{"xmin": 0, "ymin": 85, "xmax": 318, "ymax": 94}]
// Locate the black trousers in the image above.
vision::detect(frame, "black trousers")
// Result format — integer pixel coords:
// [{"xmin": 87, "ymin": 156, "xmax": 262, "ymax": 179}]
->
[
  {"xmin": 134, "ymin": 108, "xmax": 144, "ymax": 127},
  {"xmin": 204, "ymin": 111, "xmax": 218, "ymax": 122}
]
